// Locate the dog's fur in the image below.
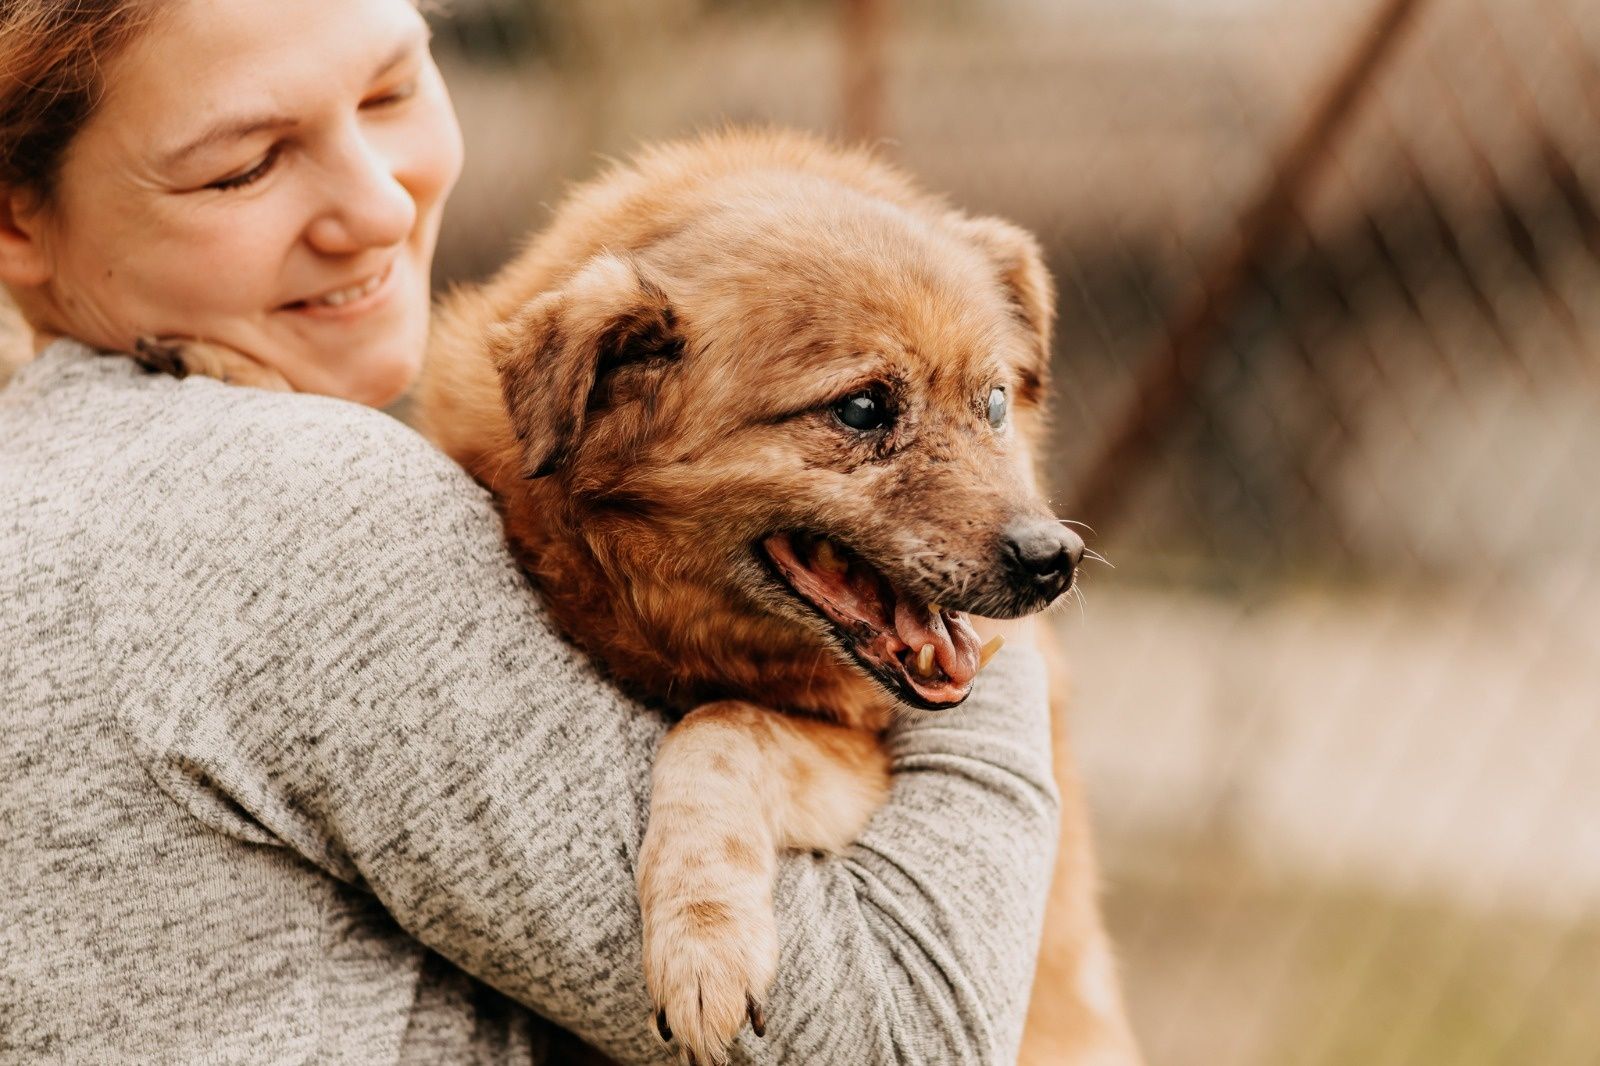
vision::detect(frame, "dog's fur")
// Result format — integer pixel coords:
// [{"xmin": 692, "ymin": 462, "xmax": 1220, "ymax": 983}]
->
[
  {"xmin": 418, "ymin": 129, "xmax": 1141, "ymax": 1065},
  {"xmin": 138, "ymin": 127, "xmax": 1141, "ymax": 1065}
]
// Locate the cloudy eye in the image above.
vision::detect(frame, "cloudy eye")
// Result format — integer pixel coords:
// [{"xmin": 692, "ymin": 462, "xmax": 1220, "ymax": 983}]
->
[
  {"xmin": 987, "ymin": 386, "xmax": 1009, "ymax": 428},
  {"xmin": 834, "ymin": 389, "xmax": 893, "ymax": 432}
]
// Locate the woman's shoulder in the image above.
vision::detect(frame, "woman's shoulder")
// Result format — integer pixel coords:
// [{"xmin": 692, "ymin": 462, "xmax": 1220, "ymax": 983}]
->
[
  {"xmin": 5, "ymin": 342, "xmax": 544, "ymax": 659},
  {"xmin": 5, "ymin": 339, "xmax": 525, "ymax": 608},
  {"xmin": 9, "ymin": 339, "xmax": 491, "ymax": 525}
]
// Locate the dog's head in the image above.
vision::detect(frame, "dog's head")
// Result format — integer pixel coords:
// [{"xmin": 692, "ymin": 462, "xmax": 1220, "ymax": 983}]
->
[{"xmin": 491, "ymin": 176, "xmax": 1079, "ymax": 711}]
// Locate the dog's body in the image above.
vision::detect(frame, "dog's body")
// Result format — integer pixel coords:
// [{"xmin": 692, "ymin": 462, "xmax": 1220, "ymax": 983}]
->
[
  {"xmin": 419, "ymin": 130, "xmax": 1140, "ymax": 1065},
  {"xmin": 144, "ymin": 128, "xmax": 1140, "ymax": 1065}
]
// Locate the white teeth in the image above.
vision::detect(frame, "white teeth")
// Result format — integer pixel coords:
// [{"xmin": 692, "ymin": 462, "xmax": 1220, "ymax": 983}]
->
[
  {"xmin": 309, "ymin": 271, "xmax": 384, "ymax": 309},
  {"xmin": 978, "ymin": 635, "xmax": 1005, "ymax": 670},
  {"xmin": 916, "ymin": 644, "xmax": 936, "ymax": 678},
  {"xmin": 814, "ymin": 539, "xmax": 847, "ymax": 575}
]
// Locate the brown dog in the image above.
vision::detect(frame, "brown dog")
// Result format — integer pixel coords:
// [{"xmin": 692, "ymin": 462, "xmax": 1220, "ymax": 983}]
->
[
  {"xmin": 419, "ymin": 129, "xmax": 1141, "ymax": 1066},
  {"xmin": 141, "ymin": 128, "xmax": 1141, "ymax": 1065}
]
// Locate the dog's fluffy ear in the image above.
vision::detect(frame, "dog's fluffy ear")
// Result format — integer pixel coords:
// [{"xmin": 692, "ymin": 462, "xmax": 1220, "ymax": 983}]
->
[
  {"xmin": 947, "ymin": 214, "xmax": 1055, "ymax": 405},
  {"xmin": 491, "ymin": 252, "xmax": 682, "ymax": 479}
]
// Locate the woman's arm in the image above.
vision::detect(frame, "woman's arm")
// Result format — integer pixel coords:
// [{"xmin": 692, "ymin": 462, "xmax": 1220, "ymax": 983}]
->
[{"xmin": 91, "ymin": 388, "xmax": 1059, "ymax": 1065}]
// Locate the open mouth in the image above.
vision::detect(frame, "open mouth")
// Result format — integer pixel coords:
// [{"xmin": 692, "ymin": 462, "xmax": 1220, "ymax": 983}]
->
[{"xmin": 762, "ymin": 532, "xmax": 999, "ymax": 710}]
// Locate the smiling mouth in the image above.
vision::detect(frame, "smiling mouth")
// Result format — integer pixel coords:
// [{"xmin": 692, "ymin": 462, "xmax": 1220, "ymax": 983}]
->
[
  {"xmin": 280, "ymin": 263, "xmax": 394, "ymax": 313},
  {"xmin": 761, "ymin": 532, "xmax": 1002, "ymax": 710}
]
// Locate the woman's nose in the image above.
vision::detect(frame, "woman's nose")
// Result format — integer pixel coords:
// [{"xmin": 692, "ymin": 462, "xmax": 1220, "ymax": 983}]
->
[{"xmin": 305, "ymin": 134, "xmax": 417, "ymax": 255}]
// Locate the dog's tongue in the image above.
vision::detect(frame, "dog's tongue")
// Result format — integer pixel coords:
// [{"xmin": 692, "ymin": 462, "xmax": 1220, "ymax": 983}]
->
[
  {"xmin": 763, "ymin": 534, "xmax": 984, "ymax": 705},
  {"xmin": 893, "ymin": 601, "xmax": 982, "ymax": 688}
]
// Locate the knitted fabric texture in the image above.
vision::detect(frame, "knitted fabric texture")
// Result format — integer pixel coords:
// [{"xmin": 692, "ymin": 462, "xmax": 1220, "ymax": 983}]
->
[{"xmin": 0, "ymin": 341, "xmax": 1060, "ymax": 1065}]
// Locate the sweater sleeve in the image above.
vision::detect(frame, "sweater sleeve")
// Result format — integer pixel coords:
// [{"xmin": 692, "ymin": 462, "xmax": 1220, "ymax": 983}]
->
[{"xmin": 91, "ymin": 386, "xmax": 1059, "ymax": 1066}]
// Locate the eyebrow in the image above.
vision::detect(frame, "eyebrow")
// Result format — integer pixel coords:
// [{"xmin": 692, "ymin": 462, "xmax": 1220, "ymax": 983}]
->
[{"xmin": 159, "ymin": 32, "xmax": 426, "ymax": 170}]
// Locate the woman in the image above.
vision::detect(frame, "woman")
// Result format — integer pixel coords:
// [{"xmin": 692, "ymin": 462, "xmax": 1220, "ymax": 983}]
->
[{"xmin": 0, "ymin": 1, "xmax": 1062, "ymax": 1063}]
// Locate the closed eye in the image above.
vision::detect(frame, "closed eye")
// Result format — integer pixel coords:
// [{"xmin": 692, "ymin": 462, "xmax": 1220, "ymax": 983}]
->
[
  {"xmin": 206, "ymin": 144, "xmax": 282, "ymax": 192},
  {"xmin": 362, "ymin": 80, "xmax": 417, "ymax": 111}
]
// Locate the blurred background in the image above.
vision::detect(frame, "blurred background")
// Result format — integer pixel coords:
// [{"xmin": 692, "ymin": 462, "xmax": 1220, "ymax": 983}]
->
[
  {"xmin": 419, "ymin": 0, "xmax": 1599, "ymax": 1063},
  {"xmin": 0, "ymin": 0, "xmax": 1583, "ymax": 1062}
]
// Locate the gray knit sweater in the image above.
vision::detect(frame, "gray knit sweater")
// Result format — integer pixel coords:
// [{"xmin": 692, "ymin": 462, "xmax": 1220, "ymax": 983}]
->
[{"xmin": 0, "ymin": 341, "xmax": 1059, "ymax": 1065}]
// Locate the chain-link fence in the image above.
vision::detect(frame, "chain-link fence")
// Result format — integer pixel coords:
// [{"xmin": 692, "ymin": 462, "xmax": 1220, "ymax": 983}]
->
[
  {"xmin": 425, "ymin": 1, "xmax": 1599, "ymax": 1063},
  {"xmin": 1043, "ymin": 3, "xmax": 1600, "ymax": 1063},
  {"xmin": 444, "ymin": 1, "xmax": 1600, "ymax": 1061},
  {"xmin": 0, "ymin": 1, "xmax": 1584, "ymax": 1060}
]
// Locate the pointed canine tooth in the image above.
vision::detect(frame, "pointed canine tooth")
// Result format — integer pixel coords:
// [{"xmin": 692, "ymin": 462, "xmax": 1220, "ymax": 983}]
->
[
  {"xmin": 928, "ymin": 603, "xmax": 943, "ymax": 616},
  {"xmin": 815, "ymin": 539, "xmax": 847, "ymax": 575},
  {"xmin": 978, "ymin": 635, "xmax": 1005, "ymax": 669},
  {"xmin": 916, "ymin": 643, "xmax": 936, "ymax": 677}
]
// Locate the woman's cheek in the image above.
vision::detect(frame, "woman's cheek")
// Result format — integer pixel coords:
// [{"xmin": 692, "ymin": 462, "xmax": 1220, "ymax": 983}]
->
[{"xmin": 172, "ymin": 202, "xmax": 300, "ymax": 318}]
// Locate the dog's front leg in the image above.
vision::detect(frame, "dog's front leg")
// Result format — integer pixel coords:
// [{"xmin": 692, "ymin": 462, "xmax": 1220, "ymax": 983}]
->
[{"xmin": 638, "ymin": 701, "xmax": 889, "ymax": 1065}]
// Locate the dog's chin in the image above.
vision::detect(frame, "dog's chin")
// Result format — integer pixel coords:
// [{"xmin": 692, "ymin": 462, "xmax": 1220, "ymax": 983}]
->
[{"xmin": 759, "ymin": 532, "xmax": 984, "ymax": 712}]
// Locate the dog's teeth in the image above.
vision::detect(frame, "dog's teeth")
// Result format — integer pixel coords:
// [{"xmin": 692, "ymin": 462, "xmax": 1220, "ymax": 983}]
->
[
  {"xmin": 978, "ymin": 635, "xmax": 1005, "ymax": 670},
  {"xmin": 916, "ymin": 644, "xmax": 936, "ymax": 678},
  {"xmin": 815, "ymin": 539, "xmax": 847, "ymax": 575},
  {"xmin": 928, "ymin": 603, "xmax": 943, "ymax": 616}
]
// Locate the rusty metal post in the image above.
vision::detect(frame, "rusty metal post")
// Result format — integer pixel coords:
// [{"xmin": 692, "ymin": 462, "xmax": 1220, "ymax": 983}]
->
[
  {"xmin": 842, "ymin": 0, "xmax": 890, "ymax": 144},
  {"xmin": 1064, "ymin": 0, "xmax": 1432, "ymax": 527}
]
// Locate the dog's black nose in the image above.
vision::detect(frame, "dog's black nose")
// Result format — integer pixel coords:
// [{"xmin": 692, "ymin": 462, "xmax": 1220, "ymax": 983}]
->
[{"xmin": 1002, "ymin": 520, "xmax": 1084, "ymax": 598}]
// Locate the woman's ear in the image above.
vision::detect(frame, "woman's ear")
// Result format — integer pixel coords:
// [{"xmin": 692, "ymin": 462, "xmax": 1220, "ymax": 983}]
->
[{"xmin": 0, "ymin": 187, "xmax": 52, "ymax": 288}]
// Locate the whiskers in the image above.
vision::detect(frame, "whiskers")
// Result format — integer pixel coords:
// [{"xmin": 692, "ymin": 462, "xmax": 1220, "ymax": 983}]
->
[
  {"xmin": 1069, "ymin": 581, "xmax": 1089, "ymax": 624},
  {"xmin": 1067, "ymin": 534, "xmax": 1109, "ymax": 625},
  {"xmin": 901, "ymin": 527, "xmax": 1112, "ymax": 622},
  {"xmin": 1060, "ymin": 517, "xmax": 1112, "ymax": 611},
  {"xmin": 1043, "ymin": 576, "xmax": 1092, "ymax": 625},
  {"xmin": 1081, "ymin": 546, "xmax": 1114, "ymax": 570}
]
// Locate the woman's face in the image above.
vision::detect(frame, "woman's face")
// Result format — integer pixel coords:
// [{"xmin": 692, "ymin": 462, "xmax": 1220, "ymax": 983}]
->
[{"xmin": 25, "ymin": 0, "xmax": 463, "ymax": 406}]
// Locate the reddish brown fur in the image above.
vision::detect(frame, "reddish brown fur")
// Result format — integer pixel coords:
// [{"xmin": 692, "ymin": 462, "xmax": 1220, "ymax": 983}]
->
[{"xmin": 418, "ymin": 129, "xmax": 1140, "ymax": 1065}]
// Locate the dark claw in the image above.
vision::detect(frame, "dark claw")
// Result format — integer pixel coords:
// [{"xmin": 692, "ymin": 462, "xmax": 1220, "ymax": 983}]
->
[
  {"xmin": 746, "ymin": 994, "xmax": 766, "ymax": 1037},
  {"xmin": 133, "ymin": 337, "xmax": 189, "ymax": 379},
  {"xmin": 656, "ymin": 1008, "xmax": 672, "ymax": 1043}
]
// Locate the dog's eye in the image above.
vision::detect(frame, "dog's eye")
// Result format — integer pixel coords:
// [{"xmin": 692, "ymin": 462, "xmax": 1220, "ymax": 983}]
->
[
  {"xmin": 834, "ymin": 390, "xmax": 892, "ymax": 432},
  {"xmin": 987, "ymin": 387, "xmax": 1009, "ymax": 428}
]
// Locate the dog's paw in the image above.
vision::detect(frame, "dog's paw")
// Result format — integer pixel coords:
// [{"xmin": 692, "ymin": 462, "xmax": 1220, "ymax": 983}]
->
[
  {"xmin": 131, "ymin": 336, "xmax": 195, "ymax": 380},
  {"xmin": 132, "ymin": 335, "xmax": 292, "ymax": 391},
  {"xmin": 641, "ymin": 882, "xmax": 778, "ymax": 1065}
]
